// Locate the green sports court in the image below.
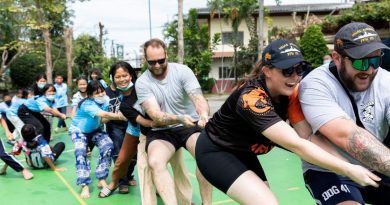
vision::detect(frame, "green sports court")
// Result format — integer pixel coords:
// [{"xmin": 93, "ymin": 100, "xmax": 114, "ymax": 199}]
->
[{"xmin": 0, "ymin": 118, "xmax": 316, "ymax": 205}]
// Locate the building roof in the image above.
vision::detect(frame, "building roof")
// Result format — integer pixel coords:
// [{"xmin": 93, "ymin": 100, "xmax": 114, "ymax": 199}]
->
[
  {"xmin": 212, "ymin": 51, "xmax": 234, "ymax": 58},
  {"xmin": 197, "ymin": 3, "xmax": 354, "ymax": 17}
]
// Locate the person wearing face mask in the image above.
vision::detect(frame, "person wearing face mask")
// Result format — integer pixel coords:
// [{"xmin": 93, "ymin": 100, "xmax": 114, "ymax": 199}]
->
[
  {"xmin": 6, "ymin": 89, "xmax": 33, "ymax": 142},
  {"xmin": 17, "ymin": 84, "xmax": 66, "ymax": 142},
  {"xmin": 69, "ymin": 80, "xmax": 127, "ymax": 199},
  {"xmin": 32, "ymin": 73, "xmax": 47, "ymax": 96},
  {"xmin": 53, "ymin": 74, "xmax": 68, "ymax": 133},
  {"xmin": 0, "ymin": 93, "xmax": 16, "ymax": 144}
]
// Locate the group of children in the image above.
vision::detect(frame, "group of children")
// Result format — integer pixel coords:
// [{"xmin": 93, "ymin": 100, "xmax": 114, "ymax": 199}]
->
[{"xmin": 0, "ymin": 68, "xmax": 138, "ymax": 199}]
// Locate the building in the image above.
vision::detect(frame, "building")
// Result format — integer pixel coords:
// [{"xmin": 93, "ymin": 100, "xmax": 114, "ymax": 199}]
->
[{"xmin": 196, "ymin": 2, "xmax": 355, "ymax": 93}]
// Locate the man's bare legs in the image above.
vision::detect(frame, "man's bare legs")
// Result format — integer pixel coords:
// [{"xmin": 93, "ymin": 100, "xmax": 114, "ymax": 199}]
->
[
  {"xmin": 147, "ymin": 140, "xmax": 177, "ymax": 205},
  {"xmin": 186, "ymin": 133, "xmax": 213, "ymax": 205},
  {"xmin": 138, "ymin": 135, "xmax": 157, "ymax": 205}
]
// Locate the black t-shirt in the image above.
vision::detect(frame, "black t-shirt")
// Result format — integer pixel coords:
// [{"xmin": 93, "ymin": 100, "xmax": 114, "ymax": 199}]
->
[
  {"xmin": 105, "ymin": 86, "xmax": 128, "ymax": 127},
  {"xmin": 206, "ymin": 78, "xmax": 289, "ymax": 155},
  {"xmin": 118, "ymin": 88, "xmax": 141, "ymax": 127}
]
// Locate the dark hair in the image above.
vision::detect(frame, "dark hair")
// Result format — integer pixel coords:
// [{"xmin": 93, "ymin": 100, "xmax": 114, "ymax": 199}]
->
[
  {"xmin": 109, "ymin": 61, "xmax": 137, "ymax": 87},
  {"xmin": 32, "ymin": 73, "xmax": 47, "ymax": 96},
  {"xmin": 78, "ymin": 80, "xmax": 105, "ymax": 107},
  {"xmin": 17, "ymin": 88, "xmax": 30, "ymax": 99},
  {"xmin": 89, "ymin": 68, "xmax": 103, "ymax": 80},
  {"xmin": 143, "ymin": 38, "xmax": 167, "ymax": 59},
  {"xmin": 42, "ymin": 84, "xmax": 56, "ymax": 94},
  {"xmin": 35, "ymin": 73, "xmax": 47, "ymax": 82},
  {"xmin": 21, "ymin": 124, "xmax": 38, "ymax": 149},
  {"xmin": 76, "ymin": 76, "xmax": 88, "ymax": 85}
]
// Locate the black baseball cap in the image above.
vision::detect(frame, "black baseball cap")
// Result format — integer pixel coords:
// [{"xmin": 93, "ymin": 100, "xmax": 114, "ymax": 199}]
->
[
  {"xmin": 261, "ymin": 39, "xmax": 305, "ymax": 69},
  {"xmin": 334, "ymin": 22, "xmax": 389, "ymax": 59}
]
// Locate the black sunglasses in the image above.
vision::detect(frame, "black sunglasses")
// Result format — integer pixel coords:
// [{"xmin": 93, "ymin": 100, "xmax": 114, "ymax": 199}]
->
[
  {"xmin": 147, "ymin": 58, "xmax": 166, "ymax": 66},
  {"xmin": 281, "ymin": 62, "xmax": 307, "ymax": 77}
]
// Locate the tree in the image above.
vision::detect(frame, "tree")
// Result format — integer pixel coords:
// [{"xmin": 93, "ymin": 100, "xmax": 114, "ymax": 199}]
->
[
  {"xmin": 164, "ymin": 8, "xmax": 213, "ymax": 90},
  {"xmin": 299, "ymin": 24, "xmax": 328, "ymax": 68},
  {"xmin": 74, "ymin": 34, "xmax": 104, "ymax": 75},
  {"xmin": 10, "ymin": 51, "xmax": 45, "ymax": 88}
]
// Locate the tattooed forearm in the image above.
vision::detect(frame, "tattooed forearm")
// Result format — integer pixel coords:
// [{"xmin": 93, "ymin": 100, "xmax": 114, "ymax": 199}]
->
[
  {"xmin": 347, "ymin": 127, "xmax": 390, "ymax": 176},
  {"xmin": 188, "ymin": 88, "xmax": 209, "ymax": 116}
]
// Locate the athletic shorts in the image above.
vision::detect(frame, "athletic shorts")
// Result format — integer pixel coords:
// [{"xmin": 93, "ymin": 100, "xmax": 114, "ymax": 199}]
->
[
  {"xmin": 195, "ymin": 130, "xmax": 267, "ymax": 193},
  {"xmin": 304, "ymin": 169, "xmax": 390, "ymax": 205},
  {"xmin": 145, "ymin": 126, "xmax": 201, "ymax": 152}
]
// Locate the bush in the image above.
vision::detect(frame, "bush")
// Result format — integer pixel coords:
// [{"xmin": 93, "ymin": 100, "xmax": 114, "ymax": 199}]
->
[
  {"xmin": 299, "ymin": 25, "xmax": 329, "ymax": 68},
  {"xmin": 10, "ymin": 52, "xmax": 46, "ymax": 88}
]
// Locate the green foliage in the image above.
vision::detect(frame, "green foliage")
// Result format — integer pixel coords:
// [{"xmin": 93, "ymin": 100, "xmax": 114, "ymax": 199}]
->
[
  {"xmin": 74, "ymin": 34, "xmax": 104, "ymax": 75},
  {"xmin": 299, "ymin": 25, "xmax": 329, "ymax": 68},
  {"xmin": 322, "ymin": 1, "xmax": 390, "ymax": 33},
  {"xmin": 10, "ymin": 51, "xmax": 45, "ymax": 87},
  {"xmin": 163, "ymin": 8, "xmax": 213, "ymax": 91}
]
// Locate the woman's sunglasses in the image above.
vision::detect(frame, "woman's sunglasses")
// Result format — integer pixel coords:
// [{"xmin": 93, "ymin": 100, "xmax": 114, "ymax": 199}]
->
[
  {"xmin": 281, "ymin": 62, "xmax": 307, "ymax": 77},
  {"xmin": 147, "ymin": 58, "xmax": 166, "ymax": 66},
  {"xmin": 345, "ymin": 53, "xmax": 383, "ymax": 71}
]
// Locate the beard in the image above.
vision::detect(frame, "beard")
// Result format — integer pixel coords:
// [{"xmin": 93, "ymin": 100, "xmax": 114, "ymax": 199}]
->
[
  {"xmin": 339, "ymin": 60, "xmax": 377, "ymax": 92},
  {"xmin": 148, "ymin": 62, "xmax": 168, "ymax": 77}
]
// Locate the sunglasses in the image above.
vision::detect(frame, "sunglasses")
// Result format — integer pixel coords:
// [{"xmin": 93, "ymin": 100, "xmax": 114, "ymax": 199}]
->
[
  {"xmin": 147, "ymin": 58, "xmax": 166, "ymax": 66},
  {"xmin": 281, "ymin": 63, "xmax": 307, "ymax": 77},
  {"xmin": 345, "ymin": 53, "xmax": 383, "ymax": 71}
]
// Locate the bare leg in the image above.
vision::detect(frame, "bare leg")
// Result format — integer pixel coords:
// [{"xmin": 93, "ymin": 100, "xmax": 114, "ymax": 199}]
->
[
  {"xmin": 22, "ymin": 168, "xmax": 33, "ymax": 180},
  {"xmin": 227, "ymin": 171, "xmax": 278, "ymax": 205},
  {"xmin": 0, "ymin": 164, "xmax": 7, "ymax": 175},
  {"xmin": 80, "ymin": 185, "xmax": 90, "ymax": 198},
  {"xmin": 148, "ymin": 140, "xmax": 177, "ymax": 205},
  {"xmin": 186, "ymin": 133, "xmax": 212, "ymax": 205},
  {"xmin": 170, "ymin": 148, "xmax": 193, "ymax": 205}
]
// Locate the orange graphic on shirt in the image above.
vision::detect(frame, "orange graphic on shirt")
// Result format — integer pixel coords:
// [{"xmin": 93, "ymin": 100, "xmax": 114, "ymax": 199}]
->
[
  {"xmin": 251, "ymin": 143, "xmax": 274, "ymax": 154},
  {"xmin": 242, "ymin": 88, "xmax": 271, "ymax": 114}
]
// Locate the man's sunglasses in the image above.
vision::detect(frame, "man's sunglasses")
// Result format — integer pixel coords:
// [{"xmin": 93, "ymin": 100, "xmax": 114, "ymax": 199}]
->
[
  {"xmin": 147, "ymin": 58, "xmax": 166, "ymax": 66},
  {"xmin": 281, "ymin": 62, "xmax": 307, "ymax": 77},
  {"xmin": 345, "ymin": 53, "xmax": 383, "ymax": 71}
]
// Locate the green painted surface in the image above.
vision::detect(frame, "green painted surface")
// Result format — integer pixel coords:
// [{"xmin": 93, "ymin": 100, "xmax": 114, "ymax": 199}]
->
[{"xmin": 0, "ymin": 120, "xmax": 316, "ymax": 205}]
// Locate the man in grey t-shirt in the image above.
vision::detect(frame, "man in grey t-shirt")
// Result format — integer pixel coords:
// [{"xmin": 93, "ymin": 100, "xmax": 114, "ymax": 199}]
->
[
  {"xmin": 135, "ymin": 38, "xmax": 212, "ymax": 205},
  {"xmin": 299, "ymin": 22, "xmax": 390, "ymax": 205}
]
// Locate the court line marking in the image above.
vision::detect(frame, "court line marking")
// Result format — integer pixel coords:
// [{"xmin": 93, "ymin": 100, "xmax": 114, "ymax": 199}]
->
[{"xmin": 54, "ymin": 171, "xmax": 87, "ymax": 205}]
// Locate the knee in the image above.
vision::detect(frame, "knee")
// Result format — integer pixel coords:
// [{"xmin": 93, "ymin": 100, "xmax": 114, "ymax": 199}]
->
[{"xmin": 148, "ymin": 155, "xmax": 166, "ymax": 172}]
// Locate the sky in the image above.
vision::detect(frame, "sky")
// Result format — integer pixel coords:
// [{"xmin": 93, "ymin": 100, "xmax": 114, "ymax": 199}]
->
[{"xmin": 70, "ymin": 0, "xmax": 349, "ymax": 66}]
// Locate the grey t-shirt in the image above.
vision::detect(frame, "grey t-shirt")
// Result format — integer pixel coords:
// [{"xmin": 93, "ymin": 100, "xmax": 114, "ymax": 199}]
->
[
  {"xmin": 299, "ymin": 64, "xmax": 390, "ymax": 172},
  {"xmin": 135, "ymin": 63, "xmax": 201, "ymax": 128}
]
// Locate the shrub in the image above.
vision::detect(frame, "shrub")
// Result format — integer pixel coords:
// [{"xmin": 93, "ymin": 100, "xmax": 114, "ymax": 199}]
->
[{"xmin": 299, "ymin": 25, "xmax": 329, "ymax": 68}]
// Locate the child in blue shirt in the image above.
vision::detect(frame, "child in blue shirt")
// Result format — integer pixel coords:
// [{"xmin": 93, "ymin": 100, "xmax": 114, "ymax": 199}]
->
[
  {"xmin": 18, "ymin": 84, "xmax": 66, "ymax": 142},
  {"xmin": 70, "ymin": 80, "xmax": 127, "ymax": 199},
  {"xmin": 53, "ymin": 74, "xmax": 68, "ymax": 133},
  {"xmin": 13, "ymin": 124, "xmax": 65, "ymax": 171}
]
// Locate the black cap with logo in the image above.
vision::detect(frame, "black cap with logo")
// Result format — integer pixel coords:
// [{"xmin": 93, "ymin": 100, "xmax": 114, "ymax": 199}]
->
[
  {"xmin": 261, "ymin": 39, "xmax": 305, "ymax": 69},
  {"xmin": 334, "ymin": 22, "xmax": 389, "ymax": 59}
]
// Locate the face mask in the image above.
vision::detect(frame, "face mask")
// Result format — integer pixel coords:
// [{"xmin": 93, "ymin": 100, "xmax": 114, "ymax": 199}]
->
[
  {"xmin": 38, "ymin": 82, "xmax": 46, "ymax": 89},
  {"xmin": 46, "ymin": 95, "xmax": 55, "ymax": 101},
  {"xmin": 94, "ymin": 96, "xmax": 107, "ymax": 104},
  {"xmin": 116, "ymin": 81, "xmax": 133, "ymax": 91},
  {"xmin": 5, "ymin": 100, "xmax": 11, "ymax": 107},
  {"xmin": 323, "ymin": 59, "xmax": 331, "ymax": 64}
]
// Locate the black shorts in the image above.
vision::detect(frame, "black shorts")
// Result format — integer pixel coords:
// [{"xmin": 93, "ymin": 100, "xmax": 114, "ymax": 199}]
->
[
  {"xmin": 145, "ymin": 126, "xmax": 201, "ymax": 152},
  {"xmin": 304, "ymin": 169, "xmax": 390, "ymax": 205},
  {"xmin": 195, "ymin": 130, "xmax": 267, "ymax": 193}
]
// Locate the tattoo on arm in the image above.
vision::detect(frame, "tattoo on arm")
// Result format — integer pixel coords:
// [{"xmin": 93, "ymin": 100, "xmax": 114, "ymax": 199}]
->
[
  {"xmin": 347, "ymin": 127, "xmax": 390, "ymax": 176},
  {"xmin": 188, "ymin": 88, "xmax": 209, "ymax": 116}
]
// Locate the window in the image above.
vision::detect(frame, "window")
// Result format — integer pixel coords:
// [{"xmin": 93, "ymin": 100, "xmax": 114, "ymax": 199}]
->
[
  {"xmin": 219, "ymin": 66, "xmax": 234, "ymax": 78},
  {"xmin": 221, "ymin": 32, "xmax": 244, "ymax": 45}
]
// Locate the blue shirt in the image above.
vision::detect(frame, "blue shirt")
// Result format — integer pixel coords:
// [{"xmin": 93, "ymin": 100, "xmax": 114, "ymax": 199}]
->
[
  {"xmin": 7, "ymin": 96, "xmax": 26, "ymax": 116},
  {"xmin": 24, "ymin": 96, "xmax": 54, "ymax": 112},
  {"xmin": 0, "ymin": 102, "xmax": 9, "ymax": 114},
  {"xmin": 54, "ymin": 83, "xmax": 68, "ymax": 107},
  {"xmin": 71, "ymin": 99, "xmax": 105, "ymax": 133}
]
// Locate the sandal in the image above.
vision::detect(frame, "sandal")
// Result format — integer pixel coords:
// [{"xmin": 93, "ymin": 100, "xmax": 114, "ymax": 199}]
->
[
  {"xmin": 118, "ymin": 185, "xmax": 129, "ymax": 194},
  {"xmin": 98, "ymin": 186, "xmax": 116, "ymax": 198}
]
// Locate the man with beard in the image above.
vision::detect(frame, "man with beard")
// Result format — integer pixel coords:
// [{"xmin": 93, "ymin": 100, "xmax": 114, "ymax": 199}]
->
[
  {"xmin": 298, "ymin": 22, "xmax": 390, "ymax": 205},
  {"xmin": 135, "ymin": 38, "xmax": 212, "ymax": 205}
]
